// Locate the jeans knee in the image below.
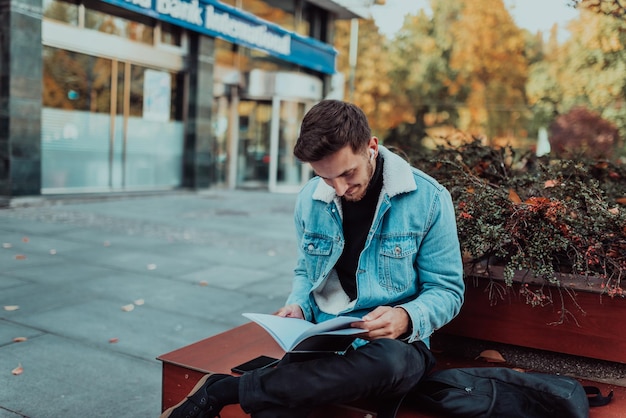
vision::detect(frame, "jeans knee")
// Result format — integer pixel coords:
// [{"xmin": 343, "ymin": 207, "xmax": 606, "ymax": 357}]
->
[{"xmin": 366, "ymin": 339, "xmax": 417, "ymax": 374}]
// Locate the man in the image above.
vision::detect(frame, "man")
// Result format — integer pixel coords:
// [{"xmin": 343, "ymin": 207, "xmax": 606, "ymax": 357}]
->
[{"xmin": 160, "ymin": 100, "xmax": 464, "ymax": 418}]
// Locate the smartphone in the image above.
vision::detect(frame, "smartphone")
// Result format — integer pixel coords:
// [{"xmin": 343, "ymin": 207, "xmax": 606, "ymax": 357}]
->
[{"xmin": 231, "ymin": 355, "xmax": 280, "ymax": 374}]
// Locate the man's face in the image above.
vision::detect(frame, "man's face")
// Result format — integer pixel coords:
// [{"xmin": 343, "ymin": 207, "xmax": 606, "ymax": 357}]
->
[{"xmin": 310, "ymin": 140, "xmax": 377, "ymax": 202}]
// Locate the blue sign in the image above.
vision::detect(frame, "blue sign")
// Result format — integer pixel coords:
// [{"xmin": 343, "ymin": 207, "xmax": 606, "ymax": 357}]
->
[{"xmin": 98, "ymin": 0, "xmax": 337, "ymax": 74}]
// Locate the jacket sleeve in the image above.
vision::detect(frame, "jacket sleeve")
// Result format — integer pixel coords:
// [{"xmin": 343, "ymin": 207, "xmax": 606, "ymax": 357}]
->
[
  {"xmin": 398, "ymin": 187, "xmax": 465, "ymax": 343},
  {"xmin": 285, "ymin": 193, "xmax": 316, "ymax": 321}
]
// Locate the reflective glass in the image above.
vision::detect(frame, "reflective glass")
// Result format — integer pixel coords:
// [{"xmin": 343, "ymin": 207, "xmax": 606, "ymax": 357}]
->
[
  {"xmin": 85, "ymin": 8, "xmax": 154, "ymax": 44},
  {"xmin": 42, "ymin": 0, "xmax": 78, "ymax": 25}
]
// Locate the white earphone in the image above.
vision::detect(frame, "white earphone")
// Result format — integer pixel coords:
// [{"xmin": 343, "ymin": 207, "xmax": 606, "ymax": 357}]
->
[{"xmin": 370, "ymin": 149, "xmax": 376, "ymax": 160}]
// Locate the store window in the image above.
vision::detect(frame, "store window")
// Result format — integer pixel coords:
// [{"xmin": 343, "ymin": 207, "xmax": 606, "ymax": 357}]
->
[
  {"xmin": 42, "ymin": 46, "xmax": 184, "ymax": 191},
  {"xmin": 160, "ymin": 22, "xmax": 182, "ymax": 46},
  {"xmin": 215, "ymin": 38, "xmax": 239, "ymax": 67},
  {"xmin": 242, "ymin": 0, "xmax": 295, "ymax": 32},
  {"xmin": 43, "ymin": 0, "xmax": 78, "ymax": 25},
  {"xmin": 43, "ymin": 0, "xmax": 155, "ymax": 44},
  {"xmin": 302, "ymin": 3, "xmax": 328, "ymax": 42},
  {"xmin": 85, "ymin": 8, "xmax": 154, "ymax": 44}
]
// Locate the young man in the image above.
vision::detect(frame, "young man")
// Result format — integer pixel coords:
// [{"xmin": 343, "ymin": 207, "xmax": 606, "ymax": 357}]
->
[{"xmin": 160, "ymin": 100, "xmax": 464, "ymax": 418}]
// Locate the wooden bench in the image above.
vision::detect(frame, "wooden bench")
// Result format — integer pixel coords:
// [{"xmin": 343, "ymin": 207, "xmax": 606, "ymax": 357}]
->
[{"xmin": 158, "ymin": 322, "xmax": 626, "ymax": 417}]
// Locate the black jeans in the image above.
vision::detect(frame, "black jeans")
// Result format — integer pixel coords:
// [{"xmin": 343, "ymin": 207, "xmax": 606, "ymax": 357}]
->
[{"xmin": 238, "ymin": 338, "xmax": 436, "ymax": 418}]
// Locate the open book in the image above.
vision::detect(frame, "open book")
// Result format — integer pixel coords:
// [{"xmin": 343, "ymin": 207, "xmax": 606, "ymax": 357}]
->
[{"xmin": 242, "ymin": 312, "xmax": 366, "ymax": 353}]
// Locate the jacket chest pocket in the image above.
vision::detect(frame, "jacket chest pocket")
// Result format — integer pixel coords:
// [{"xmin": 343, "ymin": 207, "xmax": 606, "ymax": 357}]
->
[
  {"xmin": 301, "ymin": 234, "xmax": 334, "ymax": 282},
  {"xmin": 379, "ymin": 236, "xmax": 418, "ymax": 292}
]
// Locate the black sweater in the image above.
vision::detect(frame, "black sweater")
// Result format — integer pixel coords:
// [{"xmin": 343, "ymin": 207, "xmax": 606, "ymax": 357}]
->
[{"xmin": 335, "ymin": 154, "xmax": 384, "ymax": 300}]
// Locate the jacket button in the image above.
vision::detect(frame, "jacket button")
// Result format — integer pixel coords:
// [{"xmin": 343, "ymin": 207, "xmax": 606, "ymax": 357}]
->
[
  {"xmin": 394, "ymin": 246, "xmax": 402, "ymax": 255},
  {"xmin": 308, "ymin": 244, "xmax": 315, "ymax": 251}
]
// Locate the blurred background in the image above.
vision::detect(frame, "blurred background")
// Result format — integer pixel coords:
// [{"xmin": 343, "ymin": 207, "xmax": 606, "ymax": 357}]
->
[{"xmin": 1, "ymin": 0, "xmax": 624, "ymax": 201}]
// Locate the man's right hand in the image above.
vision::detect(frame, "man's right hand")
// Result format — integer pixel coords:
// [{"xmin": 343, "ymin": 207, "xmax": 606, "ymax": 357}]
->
[{"xmin": 275, "ymin": 304, "xmax": 304, "ymax": 319}]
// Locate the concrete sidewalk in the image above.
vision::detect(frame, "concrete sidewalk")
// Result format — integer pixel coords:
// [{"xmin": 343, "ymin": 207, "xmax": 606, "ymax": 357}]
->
[{"xmin": 0, "ymin": 190, "xmax": 299, "ymax": 418}]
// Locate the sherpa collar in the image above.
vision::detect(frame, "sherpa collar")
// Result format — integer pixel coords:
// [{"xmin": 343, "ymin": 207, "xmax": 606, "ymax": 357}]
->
[{"xmin": 311, "ymin": 145, "xmax": 417, "ymax": 203}]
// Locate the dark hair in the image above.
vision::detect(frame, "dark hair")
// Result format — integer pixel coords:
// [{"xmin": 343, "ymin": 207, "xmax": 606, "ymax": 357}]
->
[{"xmin": 293, "ymin": 100, "xmax": 371, "ymax": 162}]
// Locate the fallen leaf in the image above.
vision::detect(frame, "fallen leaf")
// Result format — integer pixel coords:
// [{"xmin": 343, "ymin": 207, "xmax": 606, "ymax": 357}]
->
[
  {"xmin": 544, "ymin": 180, "xmax": 558, "ymax": 188},
  {"xmin": 22, "ymin": 237, "xmax": 29, "ymax": 243},
  {"xmin": 12, "ymin": 363, "xmax": 23, "ymax": 375},
  {"xmin": 103, "ymin": 241, "xmax": 111, "ymax": 247},
  {"xmin": 475, "ymin": 349, "xmax": 506, "ymax": 363},
  {"xmin": 109, "ymin": 338, "xmax": 119, "ymax": 344},
  {"xmin": 14, "ymin": 254, "xmax": 26, "ymax": 260},
  {"xmin": 49, "ymin": 249, "xmax": 57, "ymax": 255},
  {"xmin": 508, "ymin": 189, "xmax": 522, "ymax": 204},
  {"xmin": 199, "ymin": 280, "xmax": 208, "ymax": 286},
  {"xmin": 134, "ymin": 299, "xmax": 145, "ymax": 306},
  {"xmin": 146, "ymin": 264, "xmax": 157, "ymax": 270},
  {"xmin": 3, "ymin": 305, "xmax": 19, "ymax": 311},
  {"xmin": 2, "ymin": 243, "xmax": 12, "ymax": 248},
  {"xmin": 12, "ymin": 337, "xmax": 27, "ymax": 343},
  {"xmin": 121, "ymin": 304, "xmax": 135, "ymax": 312}
]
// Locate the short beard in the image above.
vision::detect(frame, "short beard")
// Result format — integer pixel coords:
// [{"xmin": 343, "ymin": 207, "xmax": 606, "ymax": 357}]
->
[{"xmin": 343, "ymin": 158, "xmax": 375, "ymax": 202}]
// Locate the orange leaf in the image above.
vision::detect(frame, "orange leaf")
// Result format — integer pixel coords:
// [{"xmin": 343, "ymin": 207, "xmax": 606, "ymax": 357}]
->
[
  {"xmin": 475, "ymin": 349, "xmax": 506, "ymax": 363},
  {"xmin": 12, "ymin": 337, "xmax": 27, "ymax": 343},
  {"xmin": 616, "ymin": 197, "xmax": 626, "ymax": 206},
  {"xmin": 199, "ymin": 280, "xmax": 209, "ymax": 286},
  {"xmin": 508, "ymin": 189, "xmax": 522, "ymax": 204},
  {"xmin": 109, "ymin": 338, "xmax": 119, "ymax": 344},
  {"xmin": 12, "ymin": 363, "xmax": 23, "ymax": 375},
  {"xmin": 544, "ymin": 180, "xmax": 558, "ymax": 188},
  {"xmin": 22, "ymin": 237, "xmax": 29, "ymax": 243},
  {"xmin": 525, "ymin": 197, "xmax": 550, "ymax": 206},
  {"xmin": 3, "ymin": 305, "xmax": 19, "ymax": 311},
  {"xmin": 14, "ymin": 254, "xmax": 26, "ymax": 260}
]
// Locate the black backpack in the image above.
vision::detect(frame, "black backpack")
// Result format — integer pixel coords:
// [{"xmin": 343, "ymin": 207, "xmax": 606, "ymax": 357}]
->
[{"xmin": 407, "ymin": 367, "xmax": 613, "ymax": 418}]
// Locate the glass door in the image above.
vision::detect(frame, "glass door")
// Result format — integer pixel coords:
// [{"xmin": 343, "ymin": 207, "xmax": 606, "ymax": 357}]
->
[
  {"xmin": 236, "ymin": 100, "xmax": 272, "ymax": 188},
  {"xmin": 269, "ymin": 98, "xmax": 311, "ymax": 193}
]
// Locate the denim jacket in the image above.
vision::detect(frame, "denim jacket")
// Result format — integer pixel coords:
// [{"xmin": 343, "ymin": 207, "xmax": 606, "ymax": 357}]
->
[{"xmin": 286, "ymin": 146, "xmax": 464, "ymax": 347}]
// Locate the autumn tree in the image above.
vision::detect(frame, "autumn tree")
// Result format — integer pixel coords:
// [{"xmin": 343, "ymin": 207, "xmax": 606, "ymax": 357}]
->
[
  {"xmin": 378, "ymin": 0, "xmax": 529, "ymax": 150},
  {"xmin": 334, "ymin": 18, "xmax": 401, "ymax": 138},
  {"xmin": 526, "ymin": 25, "xmax": 562, "ymax": 131},
  {"xmin": 569, "ymin": 0, "xmax": 626, "ymax": 18},
  {"xmin": 540, "ymin": 8, "xmax": 626, "ymax": 155},
  {"xmin": 383, "ymin": 2, "xmax": 468, "ymax": 153},
  {"xmin": 448, "ymin": 0, "xmax": 529, "ymax": 143}
]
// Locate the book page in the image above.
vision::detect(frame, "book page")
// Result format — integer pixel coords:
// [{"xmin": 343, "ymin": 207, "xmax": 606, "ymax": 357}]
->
[
  {"xmin": 242, "ymin": 313, "xmax": 364, "ymax": 352},
  {"xmin": 242, "ymin": 313, "xmax": 315, "ymax": 351}
]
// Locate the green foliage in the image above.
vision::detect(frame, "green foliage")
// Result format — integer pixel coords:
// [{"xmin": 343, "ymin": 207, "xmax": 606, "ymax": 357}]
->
[{"xmin": 411, "ymin": 140, "xmax": 626, "ymax": 296}]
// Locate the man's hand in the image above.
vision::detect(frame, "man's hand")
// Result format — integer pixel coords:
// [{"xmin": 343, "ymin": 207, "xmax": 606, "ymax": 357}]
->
[
  {"xmin": 275, "ymin": 304, "xmax": 304, "ymax": 319},
  {"xmin": 357, "ymin": 306, "xmax": 411, "ymax": 340}
]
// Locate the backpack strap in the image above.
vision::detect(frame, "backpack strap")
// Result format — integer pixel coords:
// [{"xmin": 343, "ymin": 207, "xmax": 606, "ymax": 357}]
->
[{"xmin": 584, "ymin": 386, "xmax": 613, "ymax": 407}]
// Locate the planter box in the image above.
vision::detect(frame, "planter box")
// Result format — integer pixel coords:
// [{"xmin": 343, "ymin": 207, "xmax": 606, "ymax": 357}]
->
[{"xmin": 440, "ymin": 265, "xmax": 626, "ymax": 364}]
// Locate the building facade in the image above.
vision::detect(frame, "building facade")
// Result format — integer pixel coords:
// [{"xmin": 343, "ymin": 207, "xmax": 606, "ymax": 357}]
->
[{"xmin": 0, "ymin": 0, "xmax": 368, "ymax": 198}]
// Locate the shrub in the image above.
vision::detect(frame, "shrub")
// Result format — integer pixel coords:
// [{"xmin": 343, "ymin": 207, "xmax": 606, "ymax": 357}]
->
[{"xmin": 411, "ymin": 139, "xmax": 626, "ymax": 297}]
